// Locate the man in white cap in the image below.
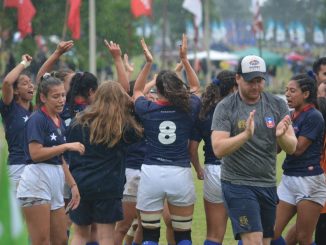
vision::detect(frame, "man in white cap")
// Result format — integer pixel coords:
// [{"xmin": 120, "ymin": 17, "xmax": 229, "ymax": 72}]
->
[{"xmin": 211, "ymin": 55, "xmax": 297, "ymax": 245}]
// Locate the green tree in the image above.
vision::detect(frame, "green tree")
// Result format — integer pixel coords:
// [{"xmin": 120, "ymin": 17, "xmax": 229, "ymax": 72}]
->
[{"xmin": 0, "ymin": 0, "xmax": 144, "ymax": 71}]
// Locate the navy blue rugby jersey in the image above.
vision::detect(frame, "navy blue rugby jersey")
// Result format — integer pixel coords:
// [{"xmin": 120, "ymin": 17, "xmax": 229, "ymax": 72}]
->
[
  {"xmin": 60, "ymin": 101, "xmax": 87, "ymax": 128},
  {"xmin": 125, "ymin": 139, "xmax": 146, "ymax": 170},
  {"xmin": 283, "ymin": 106, "xmax": 324, "ymax": 176},
  {"xmin": 134, "ymin": 94, "xmax": 201, "ymax": 167},
  {"xmin": 0, "ymin": 99, "xmax": 32, "ymax": 165},
  {"xmin": 66, "ymin": 123, "xmax": 141, "ymax": 200},
  {"xmin": 192, "ymin": 108, "xmax": 221, "ymax": 165},
  {"xmin": 24, "ymin": 107, "xmax": 66, "ymax": 165}
]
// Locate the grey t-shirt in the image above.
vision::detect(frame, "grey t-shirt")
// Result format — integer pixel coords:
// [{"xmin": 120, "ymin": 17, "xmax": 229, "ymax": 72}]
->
[{"xmin": 211, "ymin": 92, "xmax": 289, "ymax": 187}]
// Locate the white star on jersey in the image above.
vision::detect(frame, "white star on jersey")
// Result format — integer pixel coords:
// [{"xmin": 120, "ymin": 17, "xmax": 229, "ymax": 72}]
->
[
  {"xmin": 50, "ymin": 133, "xmax": 57, "ymax": 141},
  {"xmin": 23, "ymin": 115, "xmax": 29, "ymax": 122}
]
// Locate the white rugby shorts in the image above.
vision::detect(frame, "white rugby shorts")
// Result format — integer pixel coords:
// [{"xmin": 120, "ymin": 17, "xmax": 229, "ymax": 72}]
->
[
  {"xmin": 204, "ymin": 164, "xmax": 224, "ymax": 203},
  {"xmin": 17, "ymin": 163, "xmax": 65, "ymax": 210},
  {"xmin": 123, "ymin": 168, "xmax": 141, "ymax": 202},
  {"xmin": 136, "ymin": 164, "xmax": 196, "ymax": 211},
  {"xmin": 278, "ymin": 174, "xmax": 326, "ymax": 206}
]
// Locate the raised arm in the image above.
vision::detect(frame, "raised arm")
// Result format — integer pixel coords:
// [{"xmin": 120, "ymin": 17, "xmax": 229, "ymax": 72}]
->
[
  {"xmin": 124, "ymin": 53, "xmax": 135, "ymax": 82},
  {"xmin": 143, "ymin": 74, "xmax": 157, "ymax": 95},
  {"xmin": 36, "ymin": 40, "xmax": 74, "ymax": 84},
  {"xmin": 174, "ymin": 62, "xmax": 183, "ymax": 80},
  {"xmin": 104, "ymin": 39, "xmax": 129, "ymax": 93},
  {"xmin": 179, "ymin": 34, "xmax": 200, "ymax": 95},
  {"xmin": 133, "ymin": 38, "xmax": 153, "ymax": 100},
  {"xmin": 2, "ymin": 54, "xmax": 32, "ymax": 105}
]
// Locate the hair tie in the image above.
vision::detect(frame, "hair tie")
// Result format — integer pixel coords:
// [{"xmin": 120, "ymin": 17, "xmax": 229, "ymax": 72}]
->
[
  {"xmin": 41, "ymin": 72, "xmax": 51, "ymax": 81},
  {"xmin": 307, "ymin": 70, "xmax": 315, "ymax": 79},
  {"xmin": 212, "ymin": 78, "xmax": 221, "ymax": 86}
]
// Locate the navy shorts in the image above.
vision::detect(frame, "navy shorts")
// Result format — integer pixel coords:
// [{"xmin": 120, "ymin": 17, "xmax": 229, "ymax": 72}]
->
[
  {"xmin": 69, "ymin": 198, "xmax": 123, "ymax": 225},
  {"xmin": 221, "ymin": 181, "xmax": 278, "ymax": 240}
]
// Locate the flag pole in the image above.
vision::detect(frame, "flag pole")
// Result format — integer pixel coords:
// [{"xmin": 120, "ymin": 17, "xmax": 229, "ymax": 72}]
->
[
  {"xmin": 61, "ymin": 0, "xmax": 69, "ymax": 40},
  {"xmin": 161, "ymin": 0, "xmax": 168, "ymax": 69},
  {"xmin": 204, "ymin": 0, "xmax": 211, "ymax": 84},
  {"xmin": 258, "ymin": 33, "xmax": 262, "ymax": 57},
  {"xmin": 89, "ymin": 0, "xmax": 96, "ymax": 75}
]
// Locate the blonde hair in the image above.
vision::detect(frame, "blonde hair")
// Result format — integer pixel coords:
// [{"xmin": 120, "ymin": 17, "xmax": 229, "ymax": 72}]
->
[{"xmin": 74, "ymin": 81, "xmax": 143, "ymax": 147}]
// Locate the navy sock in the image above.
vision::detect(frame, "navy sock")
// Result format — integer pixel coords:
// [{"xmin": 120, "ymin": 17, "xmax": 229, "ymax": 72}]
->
[
  {"xmin": 174, "ymin": 230, "xmax": 191, "ymax": 244},
  {"xmin": 271, "ymin": 236, "xmax": 286, "ymax": 245},
  {"xmin": 142, "ymin": 227, "xmax": 160, "ymax": 244},
  {"xmin": 177, "ymin": 240, "xmax": 192, "ymax": 245},
  {"xmin": 237, "ymin": 240, "xmax": 243, "ymax": 245}
]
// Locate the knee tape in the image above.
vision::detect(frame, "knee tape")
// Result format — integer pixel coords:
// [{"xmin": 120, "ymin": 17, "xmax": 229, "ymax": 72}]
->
[
  {"xmin": 132, "ymin": 218, "xmax": 138, "ymax": 226},
  {"xmin": 127, "ymin": 218, "xmax": 139, "ymax": 237},
  {"xmin": 171, "ymin": 215, "xmax": 193, "ymax": 230},
  {"xmin": 140, "ymin": 212, "xmax": 161, "ymax": 228},
  {"xmin": 127, "ymin": 225, "xmax": 135, "ymax": 237}
]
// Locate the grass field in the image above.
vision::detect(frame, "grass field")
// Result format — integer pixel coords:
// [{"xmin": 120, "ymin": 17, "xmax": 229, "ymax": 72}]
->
[{"xmin": 0, "ymin": 124, "xmax": 294, "ymax": 245}]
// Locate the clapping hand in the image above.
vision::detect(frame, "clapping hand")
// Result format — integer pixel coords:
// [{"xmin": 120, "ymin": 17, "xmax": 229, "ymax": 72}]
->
[
  {"xmin": 140, "ymin": 38, "xmax": 153, "ymax": 63},
  {"xmin": 276, "ymin": 115, "xmax": 292, "ymax": 137},
  {"xmin": 56, "ymin": 40, "xmax": 74, "ymax": 55},
  {"xmin": 104, "ymin": 39, "xmax": 122, "ymax": 59}
]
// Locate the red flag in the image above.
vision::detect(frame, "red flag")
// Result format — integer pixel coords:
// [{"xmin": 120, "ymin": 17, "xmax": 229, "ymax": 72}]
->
[
  {"xmin": 131, "ymin": 0, "xmax": 152, "ymax": 18},
  {"xmin": 253, "ymin": 0, "xmax": 263, "ymax": 34},
  {"xmin": 4, "ymin": 0, "xmax": 36, "ymax": 38},
  {"xmin": 17, "ymin": 0, "xmax": 36, "ymax": 38},
  {"xmin": 68, "ymin": 0, "xmax": 82, "ymax": 40},
  {"xmin": 3, "ymin": 0, "xmax": 18, "ymax": 7}
]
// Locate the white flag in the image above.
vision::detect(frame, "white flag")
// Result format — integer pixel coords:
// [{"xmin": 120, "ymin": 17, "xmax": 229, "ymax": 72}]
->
[
  {"xmin": 182, "ymin": 0, "xmax": 202, "ymax": 27},
  {"xmin": 252, "ymin": 0, "xmax": 263, "ymax": 35}
]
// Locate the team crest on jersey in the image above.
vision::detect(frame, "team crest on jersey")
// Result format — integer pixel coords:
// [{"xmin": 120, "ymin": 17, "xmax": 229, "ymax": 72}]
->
[
  {"xmin": 265, "ymin": 116, "xmax": 275, "ymax": 128},
  {"xmin": 237, "ymin": 120, "xmax": 246, "ymax": 130}
]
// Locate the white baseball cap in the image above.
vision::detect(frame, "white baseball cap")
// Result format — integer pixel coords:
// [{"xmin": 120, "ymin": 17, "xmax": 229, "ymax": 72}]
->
[{"xmin": 237, "ymin": 55, "xmax": 267, "ymax": 81}]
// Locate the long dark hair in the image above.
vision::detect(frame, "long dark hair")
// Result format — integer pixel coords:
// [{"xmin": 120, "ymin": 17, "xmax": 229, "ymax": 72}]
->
[
  {"xmin": 199, "ymin": 70, "xmax": 236, "ymax": 120},
  {"xmin": 155, "ymin": 70, "xmax": 190, "ymax": 112},
  {"xmin": 66, "ymin": 71, "xmax": 98, "ymax": 117}
]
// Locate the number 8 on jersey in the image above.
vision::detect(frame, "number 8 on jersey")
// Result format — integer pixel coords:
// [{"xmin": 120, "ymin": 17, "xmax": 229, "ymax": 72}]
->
[{"xmin": 158, "ymin": 121, "xmax": 176, "ymax": 144}]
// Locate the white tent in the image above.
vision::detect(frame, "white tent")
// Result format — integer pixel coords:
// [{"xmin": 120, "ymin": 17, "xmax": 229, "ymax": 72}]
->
[{"xmin": 187, "ymin": 50, "xmax": 239, "ymax": 61}]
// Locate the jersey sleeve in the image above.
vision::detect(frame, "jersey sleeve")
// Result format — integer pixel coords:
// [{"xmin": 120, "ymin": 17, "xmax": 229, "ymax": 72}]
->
[
  {"xmin": 190, "ymin": 124, "xmax": 202, "ymax": 142},
  {"xmin": 299, "ymin": 111, "xmax": 324, "ymax": 141},
  {"xmin": 0, "ymin": 98, "xmax": 13, "ymax": 117},
  {"xmin": 25, "ymin": 113, "xmax": 46, "ymax": 145},
  {"xmin": 189, "ymin": 95, "xmax": 202, "ymax": 142},
  {"xmin": 134, "ymin": 96, "xmax": 152, "ymax": 116}
]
